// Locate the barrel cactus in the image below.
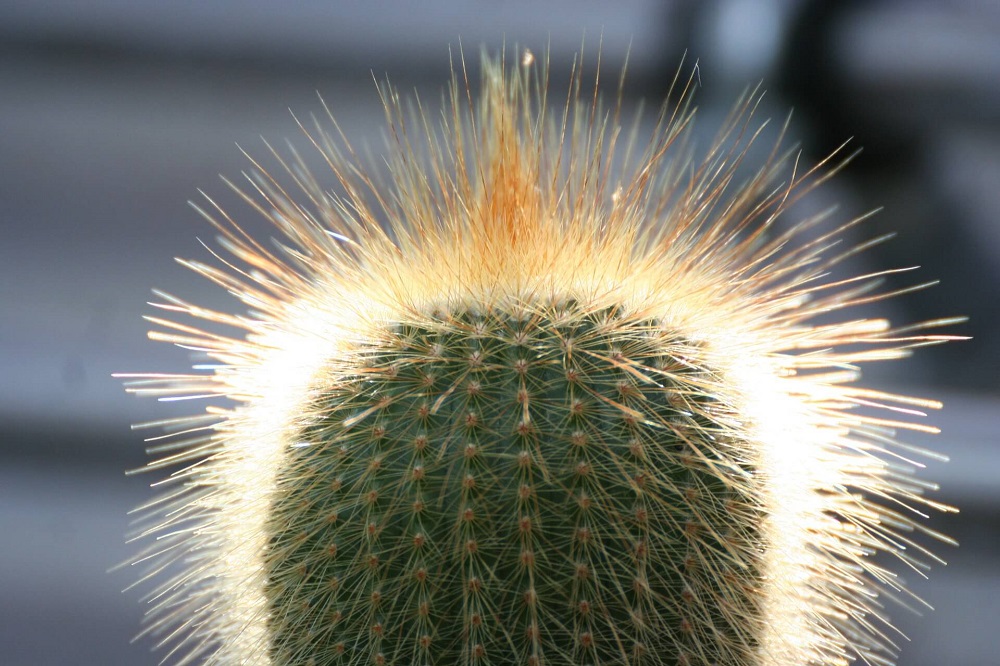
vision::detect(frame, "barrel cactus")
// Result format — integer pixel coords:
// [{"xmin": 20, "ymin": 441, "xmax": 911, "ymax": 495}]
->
[{"xmin": 121, "ymin": 51, "xmax": 958, "ymax": 666}]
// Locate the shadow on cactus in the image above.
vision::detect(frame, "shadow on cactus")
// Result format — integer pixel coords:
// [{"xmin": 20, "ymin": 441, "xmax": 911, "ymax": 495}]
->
[{"xmin": 119, "ymin": 49, "xmax": 962, "ymax": 666}]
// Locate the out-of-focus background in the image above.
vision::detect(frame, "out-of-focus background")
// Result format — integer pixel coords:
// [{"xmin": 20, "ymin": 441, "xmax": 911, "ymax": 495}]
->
[{"xmin": 1, "ymin": 1, "xmax": 997, "ymax": 664}]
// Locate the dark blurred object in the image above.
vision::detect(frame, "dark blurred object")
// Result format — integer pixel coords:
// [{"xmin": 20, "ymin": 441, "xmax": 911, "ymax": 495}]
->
[
  {"xmin": 781, "ymin": 0, "xmax": 1000, "ymax": 162},
  {"xmin": 670, "ymin": 0, "xmax": 999, "ymax": 391},
  {"xmin": 777, "ymin": 0, "xmax": 1000, "ymax": 391}
]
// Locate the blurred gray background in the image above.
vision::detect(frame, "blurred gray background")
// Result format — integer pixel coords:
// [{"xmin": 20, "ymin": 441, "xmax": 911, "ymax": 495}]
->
[{"xmin": 1, "ymin": 1, "xmax": 998, "ymax": 664}]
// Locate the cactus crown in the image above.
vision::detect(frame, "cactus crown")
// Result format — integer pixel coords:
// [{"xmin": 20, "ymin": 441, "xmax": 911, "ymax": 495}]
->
[{"xmin": 121, "ymin": 50, "xmax": 958, "ymax": 666}]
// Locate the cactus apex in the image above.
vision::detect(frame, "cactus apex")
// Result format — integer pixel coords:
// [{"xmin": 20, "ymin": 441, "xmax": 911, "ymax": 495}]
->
[{"xmin": 121, "ymin": 49, "xmax": 958, "ymax": 666}]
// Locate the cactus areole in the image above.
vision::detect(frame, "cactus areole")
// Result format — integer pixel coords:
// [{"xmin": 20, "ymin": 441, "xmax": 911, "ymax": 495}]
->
[{"xmin": 121, "ymin": 51, "xmax": 958, "ymax": 666}]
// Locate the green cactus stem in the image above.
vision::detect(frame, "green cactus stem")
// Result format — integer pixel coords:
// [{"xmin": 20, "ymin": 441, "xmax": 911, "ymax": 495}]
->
[
  {"xmin": 120, "ymin": 50, "xmax": 960, "ymax": 666},
  {"xmin": 265, "ymin": 303, "xmax": 760, "ymax": 665}
]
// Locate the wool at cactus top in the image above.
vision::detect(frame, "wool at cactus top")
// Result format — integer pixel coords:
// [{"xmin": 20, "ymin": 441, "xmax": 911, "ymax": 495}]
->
[{"xmin": 120, "ymin": 51, "xmax": 958, "ymax": 666}]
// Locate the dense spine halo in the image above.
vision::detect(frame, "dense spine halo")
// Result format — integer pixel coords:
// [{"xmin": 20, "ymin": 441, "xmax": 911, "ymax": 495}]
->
[{"xmin": 120, "ymin": 50, "xmax": 959, "ymax": 666}]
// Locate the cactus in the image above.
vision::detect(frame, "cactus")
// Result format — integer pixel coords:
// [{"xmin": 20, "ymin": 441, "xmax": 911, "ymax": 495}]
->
[{"xmin": 121, "ymin": 51, "xmax": 959, "ymax": 666}]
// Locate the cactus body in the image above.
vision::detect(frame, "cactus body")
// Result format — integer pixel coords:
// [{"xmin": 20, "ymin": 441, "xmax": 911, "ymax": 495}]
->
[
  {"xmin": 267, "ymin": 304, "xmax": 759, "ymax": 666},
  {"xmin": 122, "ymin": 53, "xmax": 957, "ymax": 666}
]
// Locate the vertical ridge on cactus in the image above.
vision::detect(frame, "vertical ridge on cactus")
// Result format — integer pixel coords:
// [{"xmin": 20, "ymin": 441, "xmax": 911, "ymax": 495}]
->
[{"xmin": 119, "ymin": 50, "xmax": 960, "ymax": 666}]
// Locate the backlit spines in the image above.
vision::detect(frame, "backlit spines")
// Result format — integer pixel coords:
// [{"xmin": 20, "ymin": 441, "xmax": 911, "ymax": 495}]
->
[{"xmin": 119, "ymin": 50, "xmax": 959, "ymax": 666}]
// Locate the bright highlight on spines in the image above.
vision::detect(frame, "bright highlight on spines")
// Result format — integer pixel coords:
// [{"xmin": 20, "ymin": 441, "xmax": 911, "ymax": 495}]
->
[{"xmin": 119, "ymin": 47, "xmax": 960, "ymax": 666}]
